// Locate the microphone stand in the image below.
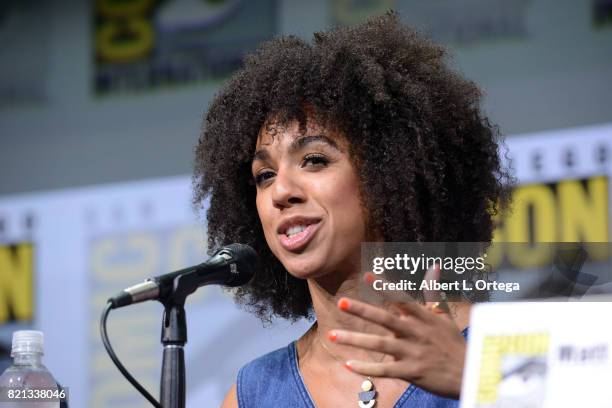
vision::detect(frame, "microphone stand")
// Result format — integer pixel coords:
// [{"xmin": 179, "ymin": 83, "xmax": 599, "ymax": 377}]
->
[
  {"xmin": 102, "ymin": 244, "xmax": 256, "ymax": 408},
  {"xmin": 158, "ymin": 271, "xmax": 201, "ymax": 408}
]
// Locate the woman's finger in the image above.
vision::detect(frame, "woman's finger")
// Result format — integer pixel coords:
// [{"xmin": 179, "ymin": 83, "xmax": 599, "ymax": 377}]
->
[
  {"xmin": 328, "ymin": 329, "xmax": 405, "ymax": 356},
  {"xmin": 422, "ymin": 264, "xmax": 441, "ymax": 303},
  {"xmin": 363, "ymin": 270, "xmax": 448, "ymax": 322},
  {"xmin": 362, "ymin": 272, "xmax": 430, "ymax": 319},
  {"xmin": 422, "ymin": 265, "xmax": 453, "ymax": 317},
  {"xmin": 338, "ymin": 297, "xmax": 426, "ymax": 336}
]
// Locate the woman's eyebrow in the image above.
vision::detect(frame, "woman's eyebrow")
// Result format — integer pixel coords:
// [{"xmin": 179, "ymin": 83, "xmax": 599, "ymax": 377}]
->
[
  {"xmin": 252, "ymin": 149, "xmax": 269, "ymax": 163},
  {"xmin": 252, "ymin": 135, "xmax": 341, "ymax": 164},
  {"xmin": 291, "ymin": 135, "xmax": 341, "ymax": 153}
]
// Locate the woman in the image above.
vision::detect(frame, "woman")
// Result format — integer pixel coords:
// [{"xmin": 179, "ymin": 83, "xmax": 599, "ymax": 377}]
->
[{"xmin": 194, "ymin": 12, "xmax": 509, "ymax": 408}]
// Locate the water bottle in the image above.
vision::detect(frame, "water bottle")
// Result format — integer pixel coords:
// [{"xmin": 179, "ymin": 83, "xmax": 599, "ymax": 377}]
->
[{"xmin": 0, "ymin": 331, "xmax": 64, "ymax": 408}]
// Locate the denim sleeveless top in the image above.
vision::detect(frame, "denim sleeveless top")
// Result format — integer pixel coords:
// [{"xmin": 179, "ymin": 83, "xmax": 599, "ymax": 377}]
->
[{"xmin": 237, "ymin": 328, "xmax": 468, "ymax": 408}]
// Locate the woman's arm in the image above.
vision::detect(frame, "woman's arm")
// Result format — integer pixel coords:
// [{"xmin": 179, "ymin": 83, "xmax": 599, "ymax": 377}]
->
[{"xmin": 220, "ymin": 383, "xmax": 238, "ymax": 408}]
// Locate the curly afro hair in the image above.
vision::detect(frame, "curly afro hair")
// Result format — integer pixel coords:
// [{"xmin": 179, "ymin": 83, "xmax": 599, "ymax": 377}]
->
[{"xmin": 193, "ymin": 12, "xmax": 511, "ymax": 323}]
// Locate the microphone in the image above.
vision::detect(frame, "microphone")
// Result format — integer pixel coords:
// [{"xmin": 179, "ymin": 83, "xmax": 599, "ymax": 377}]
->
[{"xmin": 108, "ymin": 243, "xmax": 257, "ymax": 309}]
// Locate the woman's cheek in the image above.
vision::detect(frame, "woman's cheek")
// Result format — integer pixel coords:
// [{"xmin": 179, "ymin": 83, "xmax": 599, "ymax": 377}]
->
[{"xmin": 324, "ymin": 177, "xmax": 365, "ymax": 235}]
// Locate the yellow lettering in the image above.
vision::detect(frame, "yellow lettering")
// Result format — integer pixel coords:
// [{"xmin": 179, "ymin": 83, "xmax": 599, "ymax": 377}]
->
[
  {"xmin": 96, "ymin": 18, "xmax": 154, "ymax": 63},
  {"xmin": 558, "ymin": 177, "xmax": 608, "ymax": 242},
  {"xmin": 92, "ymin": 234, "xmax": 159, "ymax": 282},
  {"xmin": 0, "ymin": 244, "xmax": 33, "ymax": 323},
  {"xmin": 505, "ymin": 185, "xmax": 556, "ymax": 267},
  {"xmin": 90, "ymin": 233, "xmax": 159, "ymax": 408}
]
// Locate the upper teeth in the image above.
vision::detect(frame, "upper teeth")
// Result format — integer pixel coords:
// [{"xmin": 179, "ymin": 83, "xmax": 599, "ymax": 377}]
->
[{"xmin": 286, "ymin": 225, "xmax": 307, "ymax": 237}]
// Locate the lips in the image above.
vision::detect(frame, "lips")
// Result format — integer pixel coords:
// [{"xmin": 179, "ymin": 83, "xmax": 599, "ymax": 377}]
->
[{"xmin": 277, "ymin": 216, "xmax": 321, "ymax": 252}]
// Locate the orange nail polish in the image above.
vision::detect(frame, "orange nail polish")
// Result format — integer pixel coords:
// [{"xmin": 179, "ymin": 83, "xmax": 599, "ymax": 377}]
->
[
  {"xmin": 364, "ymin": 272, "xmax": 375, "ymax": 284},
  {"xmin": 338, "ymin": 298, "xmax": 350, "ymax": 311},
  {"xmin": 344, "ymin": 361, "xmax": 352, "ymax": 370},
  {"xmin": 328, "ymin": 331, "xmax": 338, "ymax": 342}
]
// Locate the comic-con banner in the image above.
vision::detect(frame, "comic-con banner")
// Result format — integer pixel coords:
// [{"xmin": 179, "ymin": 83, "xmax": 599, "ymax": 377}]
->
[
  {"xmin": 461, "ymin": 302, "xmax": 612, "ymax": 408},
  {"xmin": 93, "ymin": 0, "xmax": 277, "ymax": 95},
  {"xmin": 495, "ymin": 124, "xmax": 610, "ymax": 243},
  {"xmin": 0, "ymin": 122, "xmax": 610, "ymax": 407}
]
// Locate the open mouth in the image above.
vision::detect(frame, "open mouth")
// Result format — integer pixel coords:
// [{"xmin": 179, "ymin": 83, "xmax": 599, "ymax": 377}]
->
[{"xmin": 277, "ymin": 218, "xmax": 321, "ymax": 252}]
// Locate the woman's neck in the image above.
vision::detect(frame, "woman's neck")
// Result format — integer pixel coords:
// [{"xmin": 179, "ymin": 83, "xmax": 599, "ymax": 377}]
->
[{"xmin": 302, "ymin": 272, "xmax": 390, "ymax": 363}]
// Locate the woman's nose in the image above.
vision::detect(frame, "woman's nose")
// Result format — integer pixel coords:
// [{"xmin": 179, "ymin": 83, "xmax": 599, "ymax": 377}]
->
[{"xmin": 271, "ymin": 169, "xmax": 305, "ymax": 209}]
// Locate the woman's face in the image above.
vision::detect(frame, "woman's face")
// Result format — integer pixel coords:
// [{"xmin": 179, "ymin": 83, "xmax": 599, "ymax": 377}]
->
[{"xmin": 252, "ymin": 118, "xmax": 367, "ymax": 281}]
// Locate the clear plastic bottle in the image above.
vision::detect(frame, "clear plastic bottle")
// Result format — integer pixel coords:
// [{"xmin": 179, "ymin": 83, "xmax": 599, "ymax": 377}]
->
[{"xmin": 0, "ymin": 331, "xmax": 61, "ymax": 408}]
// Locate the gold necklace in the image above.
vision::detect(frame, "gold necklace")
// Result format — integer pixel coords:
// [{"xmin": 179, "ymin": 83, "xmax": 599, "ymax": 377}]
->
[{"xmin": 317, "ymin": 334, "xmax": 386, "ymax": 408}]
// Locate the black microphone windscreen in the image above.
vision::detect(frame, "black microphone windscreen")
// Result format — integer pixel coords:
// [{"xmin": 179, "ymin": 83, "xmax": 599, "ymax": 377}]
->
[{"xmin": 225, "ymin": 243, "xmax": 257, "ymax": 287}]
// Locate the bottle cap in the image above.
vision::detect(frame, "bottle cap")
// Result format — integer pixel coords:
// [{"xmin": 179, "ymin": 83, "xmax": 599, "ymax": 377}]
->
[{"xmin": 11, "ymin": 330, "xmax": 44, "ymax": 356}]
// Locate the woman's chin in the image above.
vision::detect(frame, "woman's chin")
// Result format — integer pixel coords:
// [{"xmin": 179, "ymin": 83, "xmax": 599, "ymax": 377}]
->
[
  {"xmin": 285, "ymin": 265, "xmax": 322, "ymax": 280},
  {"xmin": 283, "ymin": 258, "xmax": 330, "ymax": 280}
]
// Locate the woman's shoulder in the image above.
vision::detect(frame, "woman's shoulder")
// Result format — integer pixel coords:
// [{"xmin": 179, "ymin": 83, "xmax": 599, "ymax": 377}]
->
[
  {"xmin": 241, "ymin": 342, "xmax": 292, "ymax": 371},
  {"xmin": 237, "ymin": 341, "xmax": 309, "ymax": 408}
]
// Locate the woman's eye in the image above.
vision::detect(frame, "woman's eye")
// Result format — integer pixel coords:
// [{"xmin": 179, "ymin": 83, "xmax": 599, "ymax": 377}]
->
[
  {"xmin": 254, "ymin": 170, "xmax": 275, "ymax": 186},
  {"xmin": 302, "ymin": 154, "xmax": 329, "ymax": 168}
]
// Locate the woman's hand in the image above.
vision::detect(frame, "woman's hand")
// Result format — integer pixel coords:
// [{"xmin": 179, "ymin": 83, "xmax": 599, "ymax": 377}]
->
[{"xmin": 329, "ymin": 268, "xmax": 467, "ymax": 399}]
